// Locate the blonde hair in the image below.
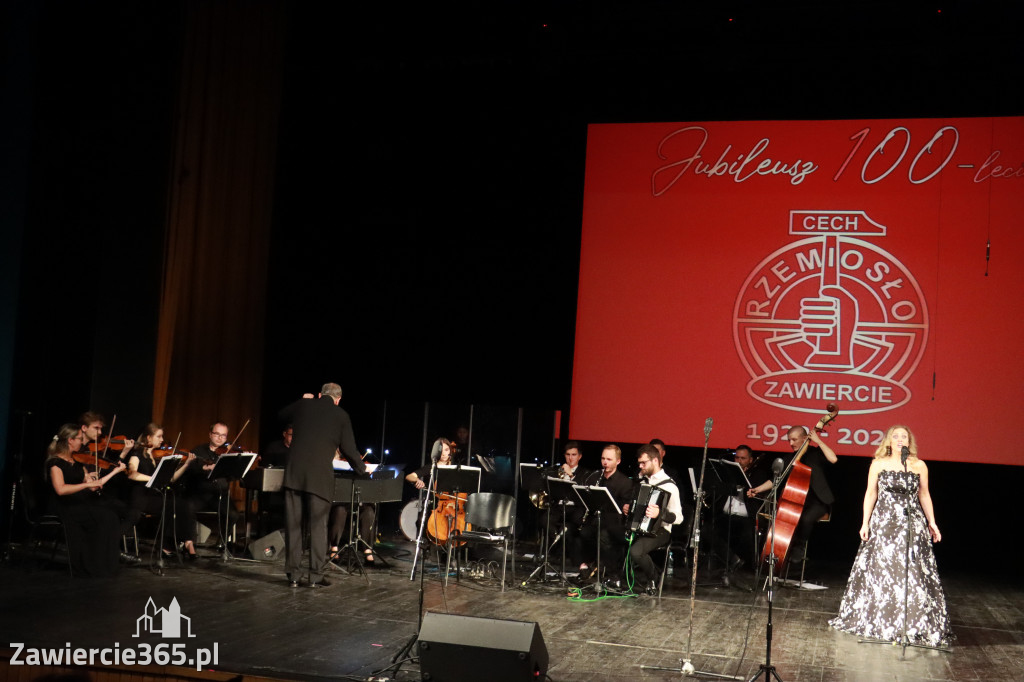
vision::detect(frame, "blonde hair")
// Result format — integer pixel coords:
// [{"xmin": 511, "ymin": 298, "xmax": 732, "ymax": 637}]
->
[
  {"xmin": 602, "ymin": 444, "xmax": 622, "ymax": 461},
  {"xmin": 873, "ymin": 424, "xmax": 919, "ymax": 460}
]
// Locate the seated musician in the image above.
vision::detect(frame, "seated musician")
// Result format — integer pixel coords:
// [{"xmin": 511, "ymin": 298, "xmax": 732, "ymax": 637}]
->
[
  {"xmin": 76, "ymin": 411, "xmax": 134, "ymax": 501},
  {"xmin": 713, "ymin": 444, "xmax": 771, "ymax": 580},
  {"xmin": 649, "ymin": 437, "xmax": 689, "ymax": 571},
  {"xmin": 124, "ymin": 423, "xmax": 197, "ymax": 559},
  {"xmin": 578, "ymin": 444, "xmax": 633, "ymax": 585},
  {"xmin": 261, "ymin": 424, "xmax": 292, "ymax": 468},
  {"xmin": 183, "ymin": 421, "xmax": 240, "ymax": 545},
  {"xmin": 405, "ymin": 438, "xmax": 452, "ymax": 489},
  {"xmin": 556, "ymin": 441, "xmax": 590, "ymax": 570},
  {"xmin": 329, "ymin": 449, "xmax": 377, "ymax": 565},
  {"xmin": 78, "ymin": 411, "xmax": 135, "ymax": 463},
  {"xmin": 46, "ymin": 424, "xmax": 128, "ymax": 576},
  {"xmin": 627, "ymin": 444, "xmax": 683, "ymax": 595},
  {"xmin": 781, "ymin": 425, "xmax": 838, "ymax": 562}
]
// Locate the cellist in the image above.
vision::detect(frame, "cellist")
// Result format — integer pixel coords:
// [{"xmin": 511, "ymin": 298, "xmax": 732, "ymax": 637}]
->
[
  {"xmin": 773, "ymin": 424, "xmax": 838, "ymax": 563},
  {"xmin": 405, "ymin": 438, "xmax": 453, "ymax": 489}
]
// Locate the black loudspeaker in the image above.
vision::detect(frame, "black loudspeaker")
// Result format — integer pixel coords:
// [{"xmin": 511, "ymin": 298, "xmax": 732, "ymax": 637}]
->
[
  {"xmin": 417, "ymin": 612, "xmax": 548, "ymax": 681},
  {"xmin": 248, "ymin": 530, "xmax": 285, "ymax": 560}
]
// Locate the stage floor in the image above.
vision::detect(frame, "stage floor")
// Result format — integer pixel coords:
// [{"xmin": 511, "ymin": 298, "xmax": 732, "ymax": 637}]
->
[{"xmin": 1, "ymin": 535, "xmax": 1022, "ymax": 682}]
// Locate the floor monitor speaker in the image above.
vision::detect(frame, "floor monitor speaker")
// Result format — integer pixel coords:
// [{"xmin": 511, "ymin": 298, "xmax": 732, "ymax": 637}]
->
[
  {"xmin": 417, "ymin": 612, "xmax": 548, "ymax": 681},
  {"xmin": 248, "ymin": 529, "xmax": 285, "ymax": 560}
]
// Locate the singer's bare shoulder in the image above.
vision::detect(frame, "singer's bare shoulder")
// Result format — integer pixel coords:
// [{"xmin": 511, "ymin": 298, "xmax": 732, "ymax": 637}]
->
[{"xmin": 867, "ymin": 457, "xmax": 888, "ymax": 473}]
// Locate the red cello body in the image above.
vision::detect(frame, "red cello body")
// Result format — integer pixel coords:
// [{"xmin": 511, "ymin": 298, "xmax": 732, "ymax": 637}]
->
[{"xmin": 760, "ymin": 404, "xmax": 838, "ymax": 569}]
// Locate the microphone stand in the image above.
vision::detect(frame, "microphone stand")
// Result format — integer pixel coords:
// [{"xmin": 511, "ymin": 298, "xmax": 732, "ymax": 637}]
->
[
  {"xmin": 1, "ymin": 410, "xmax": 31, "ymax": 564},
  {"xmin": 858, "ymin": 448, "xmax": 951, "ymax": 657},
  {"xmin": 377, "ymin": 451, "xmax": 440, "ymax": 679},
  {"xmin": 747, "ymin": 461, "xmax": 786, "ymax": 682},
  {"xmin": 643, "ymin": 418, "xmax": 742, "ymax": 680}
]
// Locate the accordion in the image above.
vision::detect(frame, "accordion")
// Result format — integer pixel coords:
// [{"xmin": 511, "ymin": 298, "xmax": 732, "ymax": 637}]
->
[{"xmin": 628, "ymin": 483, "xmax": 671, "ymax": 537}]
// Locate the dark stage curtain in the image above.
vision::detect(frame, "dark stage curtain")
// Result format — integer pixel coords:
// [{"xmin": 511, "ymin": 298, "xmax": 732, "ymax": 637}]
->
[{"xmin": 154, "ymin": 0, "xmax": 287, "ymax": 448}]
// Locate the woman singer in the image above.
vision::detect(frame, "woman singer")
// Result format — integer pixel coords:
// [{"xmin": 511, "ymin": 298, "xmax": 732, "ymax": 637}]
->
[{"xmin": 828, "ymin": 425, "xmax": 954, "ymax": 647}]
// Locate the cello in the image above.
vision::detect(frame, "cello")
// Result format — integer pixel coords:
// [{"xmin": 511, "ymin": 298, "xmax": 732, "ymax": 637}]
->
[
  {"xmin": 760, "ymin": 403, "xmax": 839, "ymax": 569},
  {"xmin": 426, "ymin": 490, "xmax": 471, "ymax": 547}
]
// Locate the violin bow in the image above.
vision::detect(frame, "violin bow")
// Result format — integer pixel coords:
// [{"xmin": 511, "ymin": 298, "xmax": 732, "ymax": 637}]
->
[
  {"xmin": 100, "ymin": 414, "xmax": 117, "ymax": 470},
  {"xmin": 228, "ymin": 418, "xmax": 251, "ymax": 452}
]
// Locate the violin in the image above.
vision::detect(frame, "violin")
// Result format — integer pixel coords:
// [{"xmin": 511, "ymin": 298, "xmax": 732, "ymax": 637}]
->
[
  {"xmin": 760, "ymin": 403, "xmax": 839, "ymax": 569},
  {"xmin": 152, "ymin": 445, "xmax": 190, "ymax": 459},
  {"xmin": 82, "ymin": 436, "xmax": 131, "ymax": 454},
  {"xmin": 72, "ymin": 452, "xmax": 122, "ymax": 471}
]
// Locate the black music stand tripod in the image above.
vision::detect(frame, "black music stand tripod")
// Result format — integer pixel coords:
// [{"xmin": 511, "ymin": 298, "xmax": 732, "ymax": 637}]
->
[
  {"xmin": 523, "ymin": 475, "xmax": 575, "ymax": 587},
  {"xmin": 573, "ymin": 484, "xmax": 622, "ymax": 592},
  {"xmin": 333, "ymin": 474, "xmax": 404, "ymax": 583},
  {"xmin": 147, "ymin": 455, "xmax": 184, "ymax": 575},
  {"xmin": 712, "ymin": 458, "xmax": 755, "ymax": 591},
  {"xmin": 208, "ymin": 453, "xmax": 258, "ymax": 562}
]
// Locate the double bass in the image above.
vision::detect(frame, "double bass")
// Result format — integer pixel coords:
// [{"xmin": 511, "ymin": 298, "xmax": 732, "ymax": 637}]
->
[{"xmin": 760, "ymin": 403, "xmax": 839, "ymax": 569}]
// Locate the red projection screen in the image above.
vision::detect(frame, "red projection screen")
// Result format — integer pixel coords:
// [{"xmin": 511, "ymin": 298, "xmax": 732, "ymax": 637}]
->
[{"xmin": 570, "ymin": 117, "xmax": 1024, "ymax": 465}]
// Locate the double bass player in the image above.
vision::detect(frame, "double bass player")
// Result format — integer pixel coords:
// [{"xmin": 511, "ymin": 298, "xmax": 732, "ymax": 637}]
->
[{"xmin": 769, "ymin": 421, "xmax": 838, "ymax": 564}]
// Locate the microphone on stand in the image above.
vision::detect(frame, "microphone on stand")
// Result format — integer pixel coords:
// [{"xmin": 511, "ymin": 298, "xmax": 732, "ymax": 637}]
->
[
  {"xmin": 772, "ymin": 457, "xmax": 785, "ymax": 477},
  {"xmin": 900, "ymin": 446, "xmax": 910, "ymax": 470}
]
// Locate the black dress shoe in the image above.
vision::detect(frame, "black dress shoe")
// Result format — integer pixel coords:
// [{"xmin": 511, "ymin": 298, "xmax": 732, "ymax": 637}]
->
[
  {"xmin": 645, "ymin": 580, "xmax": 659, "ymax": 596},
  {"xmin": 287, "ymin": 574, "xmax": 299, "ymax": 588},
  {"xmin": 309, "ymin": 577, "xmax": 333, "ymax": 588}
]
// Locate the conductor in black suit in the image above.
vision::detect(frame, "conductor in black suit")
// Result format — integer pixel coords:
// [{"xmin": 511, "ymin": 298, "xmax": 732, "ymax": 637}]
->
[{"xmin": 280, "ymin": 382, "xmax": 366, "ymax": 587}]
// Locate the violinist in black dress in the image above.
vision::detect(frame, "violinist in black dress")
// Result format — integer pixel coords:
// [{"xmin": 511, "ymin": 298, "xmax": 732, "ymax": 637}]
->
[
  {"xmin": 124, "ymin": 423, "xmax": 196, "ymax": 558},
  {"xmin": 45, "ymin": 424, "xmax": 127, "ymax": 577}
]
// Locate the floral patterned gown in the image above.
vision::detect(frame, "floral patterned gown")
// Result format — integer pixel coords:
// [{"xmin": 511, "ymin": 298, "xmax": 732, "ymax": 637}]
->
[{"xmin": 829, "ymin": 469, "xmax": 954, "ymax": 647}]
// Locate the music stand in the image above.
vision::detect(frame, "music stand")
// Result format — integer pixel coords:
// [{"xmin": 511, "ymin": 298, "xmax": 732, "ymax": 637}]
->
[
  {"xmin": 695, "ymin": 458, "xmax": 729, "ymax": 576},
  {"xmin": 331, "ymin": 472, "xmax": 403, "ymax": 582},
  {"xmin": 434, "ymin": 465, "xmax": 480, "ymax": 576},
  {"xmin": 519, "ymin": 464, "xmax": 552, "ymax": 586},
  {"xmin": 435, "ymin": 465, "xmax": 481, "ymax": 496},
  {"xmin": 548, "ymin": 478, "xmax": 579, "ymax": 582},
  {"xmin": 208, "ymin": 452, "xmax": 258, "ymax": 561},
  {"xmin": 147, "ymin": 455, "xmax": 184, "ymax": 574},
  {"xmin": 573, "ymin": 485, "xmax": 622, "ymax": 589},
  {"xmin": 522, "ymin": 475, "xmax": 576, "ymax": 586},
  {"xmin": 710, "ymin": 458, "xmax": 754, "ymax": 587}
]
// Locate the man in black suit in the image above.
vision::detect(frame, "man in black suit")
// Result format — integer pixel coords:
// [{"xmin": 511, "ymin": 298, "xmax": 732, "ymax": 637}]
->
[{"xmin": 280, "ymin": 382, "xmax": 366, "ymax": 588}]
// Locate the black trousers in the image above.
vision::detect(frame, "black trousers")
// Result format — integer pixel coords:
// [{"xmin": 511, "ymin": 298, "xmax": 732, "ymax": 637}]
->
[
  {"xmin": 284, "ymin": 488, "xmax": 331, "ymax": 580},
  {"xmin": 628, "ymin": 527, "xmax": 671, "ymax": 584},
  {"xmin": 579, "ymin": 517, "xmax": 627, "ymax": 578},
  {"xmin": 795, "ymin": 493, "xmax": 830, "ymax": 546}
]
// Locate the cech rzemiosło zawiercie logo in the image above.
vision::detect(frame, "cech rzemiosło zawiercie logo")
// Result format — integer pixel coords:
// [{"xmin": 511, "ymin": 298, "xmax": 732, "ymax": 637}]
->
[{"xmin": 733, "ymin": 210, "xmax": 928, "ymax": 415}]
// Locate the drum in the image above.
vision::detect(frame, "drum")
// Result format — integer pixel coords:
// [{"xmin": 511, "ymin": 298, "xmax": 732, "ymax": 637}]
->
[{"xmin": 399, "ymin": 499, "xmax": 423, "ymax": 541}]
